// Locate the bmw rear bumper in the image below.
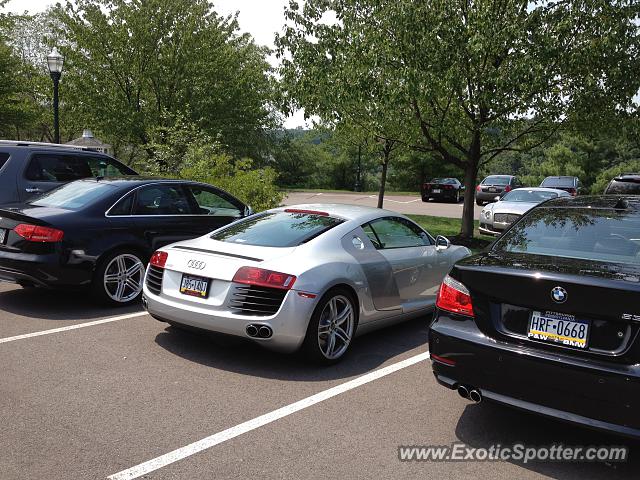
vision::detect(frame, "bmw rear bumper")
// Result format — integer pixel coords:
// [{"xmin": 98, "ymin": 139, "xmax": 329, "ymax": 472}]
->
[
  {"xmin": 143, "ymin": 283, "xmax": 317, "ymax": 353},
  {"xmin": 429, "ymin": 313, "xmax": 640, "ymax": 438}
]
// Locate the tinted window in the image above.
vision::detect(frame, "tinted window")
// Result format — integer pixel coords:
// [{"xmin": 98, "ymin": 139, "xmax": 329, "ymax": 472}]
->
[
  {"xmin": 482, "ymin": 176, "xmax": 511, "ymax": 185},
  {"xmin": 605, "ymin": 180, "xmax": 640, "ymax": 195},
  {"xmin": 109, "ymin": 193, "xmax": 134, "ymax": 216},
  {"xmin": 26, "ymin": 154, "xmax": 93, "ymax": 181},
  {"xmin": 211, "ymin": 211, "xmax": 343, "ymax": 247},
  {"xmin": 494, "ymin": 207, "xmax": 640, "ymax": 265},
  {"xmin": 133, "ymin": 185, "xmax": 192, "ymax": 215},
  {"xmin": 186, "ymin": 185, "xmax": 241, "ymax": 217},
  {"xmin": 541, "ymin": 177, "xmax": 575, "ymax": 187},
  {"xmin": 0, "ymin": 152, "xmax": 9, "ymax": 170},
  {"xmin": 30, "ymin": 181, "xmax": 116, "ymax": 210},
  {"xmin": 430, "ymin": 178, "xmax": 457, "ymax": 184},
  {"xmin": 366, "ymin": 218, "xmax": 430, "ymax": 249},
  {"xmin": 501, "ymin": 190, "xmax": 559, "ymax": 203},
  {"xmin": 84, "ymin": 156, "xmax": 134, "ymax": 177}
]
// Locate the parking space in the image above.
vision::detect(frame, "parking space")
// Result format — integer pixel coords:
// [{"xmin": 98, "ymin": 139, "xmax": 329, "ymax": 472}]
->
[{"xmin": 1, "ymin": 283, "xmax": 638, "ymax": 479}]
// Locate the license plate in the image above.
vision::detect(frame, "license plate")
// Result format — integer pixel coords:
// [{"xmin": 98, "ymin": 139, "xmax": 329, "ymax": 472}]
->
[
  {"xmin": 432, "ymin": 189, "xmax": 441, "ymax": 193},
  {"xmin": 528, "ymin": 311, "xmax": 589, "ymax": 349},
  {"xmin": 180, "ymin": 274, "xmax": 210, "ymax": 298},
  {"xmin": 0, "ymin": 229, "xmax": 6, "ymax": 244},
  {"xmin": 489, "ymin": 187, "xmax": 497, "ymax": 192}
]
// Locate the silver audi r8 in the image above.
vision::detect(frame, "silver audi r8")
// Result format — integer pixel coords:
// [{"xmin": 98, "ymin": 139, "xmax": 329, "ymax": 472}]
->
[
  {"xmin": 143, "ymin": 204, "xmax": 470, "ymax": 363},
  {"xmin": 479, "ymin": 187, "xmax": 571, "ymax": 236}
]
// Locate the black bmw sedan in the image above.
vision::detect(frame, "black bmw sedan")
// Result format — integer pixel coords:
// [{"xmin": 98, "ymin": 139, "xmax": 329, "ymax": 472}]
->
[
  {"xmin": 429, "ymin": 195, "xmax": 640, "ymax": 438},
  {"xmin": 0, "ymin": 177, "xmax": 251, "ymax": 305}
]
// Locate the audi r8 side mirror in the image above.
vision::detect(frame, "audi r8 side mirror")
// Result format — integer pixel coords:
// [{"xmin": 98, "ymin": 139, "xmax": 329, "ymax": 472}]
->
[{"xmin": 435, "ymin": 235, "xmax": 451, "ymax": 251}]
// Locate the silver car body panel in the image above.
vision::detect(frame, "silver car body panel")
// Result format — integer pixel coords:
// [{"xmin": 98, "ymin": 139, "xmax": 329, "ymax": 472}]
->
[
  {"xmin": 479, "ymin": 188, "xmax": 570, "ymax": 236},
  {"xmin": 144, "ymin": 203, "xmax": 471, "ymax": 352}
]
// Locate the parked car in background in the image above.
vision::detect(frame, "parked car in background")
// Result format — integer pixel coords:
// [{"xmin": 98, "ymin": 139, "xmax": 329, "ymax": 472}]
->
[
  {"xmin": 429, "ymin": 195, "xmax": 640, "ymax": 438},
  {"xmin": 539, "ymin": 176, "xmax": 581, "ymax": 196},
  {"xmin": 143, "ymin": 204, "xmax": 471, "ymax": 364},
  {"xmin": 0, "ymin": 178, "xmax": 251, "ymax": 305},
  {"xmin": 422, "ymin": 178, "xmax": 465, "ymax": 203},
  {"xmin": 479, "ymin": 187, "xmax": 570, "ymax": 236},
  {"xmin": 604, "ymin": 173, "xmax": 640, "ymax": 195},
  {"xmin": 475, "ymin": 175, "xmax": 522, "ymax": 205},
  {"xmin": 0, "ymin": 141, "xmax": 138, "ymax": 206}
]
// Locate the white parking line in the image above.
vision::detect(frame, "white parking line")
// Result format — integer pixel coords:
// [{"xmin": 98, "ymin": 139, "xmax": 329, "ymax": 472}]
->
[
  {"xmin": 0, "ymin": 311, "xmax": 147, "ymax": 344},
  {"xmin": 108, "ymin": 350, "xmax": 430, "ymax": 480},
  {"xmin": 384, "ymin": 198, "xmax": 421, "ymax": 204}
]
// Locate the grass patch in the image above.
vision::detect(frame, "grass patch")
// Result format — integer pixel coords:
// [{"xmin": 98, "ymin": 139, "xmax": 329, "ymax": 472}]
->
[
  {"xmin": 407, "ymin": 214, "xmax": 494, "ymax": 253},
  {"xmin": 285, "ymin": 187, "xmax": 420, "ymax": 196}
]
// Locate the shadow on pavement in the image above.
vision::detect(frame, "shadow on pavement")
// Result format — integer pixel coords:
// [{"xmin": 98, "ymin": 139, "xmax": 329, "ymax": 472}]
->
[
  {"xmin": 0, "ymin": 283, "xmax": 141, "ymax": 321},
  {"xmin": 455, "ymin": 401, "xmax": 640, "ymax": 479},
  {"xmin": 154, "ymin": 315, "xmax": 430, "ymax": 382}
]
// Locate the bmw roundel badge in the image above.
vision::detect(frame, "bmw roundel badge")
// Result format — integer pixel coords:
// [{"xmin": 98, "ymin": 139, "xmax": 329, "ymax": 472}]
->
[{"xmin": 551, "ymin": 286, "xmax": 568, "ymax": 304}]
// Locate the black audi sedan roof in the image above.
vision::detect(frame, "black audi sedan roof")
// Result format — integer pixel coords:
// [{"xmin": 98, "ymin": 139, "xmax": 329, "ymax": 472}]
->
[{"xmin": 539, "ymin": 195, "xmax": 640, "ymax": 210}]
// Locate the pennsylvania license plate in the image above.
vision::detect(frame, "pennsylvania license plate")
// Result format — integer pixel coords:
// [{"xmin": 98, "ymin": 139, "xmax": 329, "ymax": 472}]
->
[
  {"xmin": 0, "ymin": 228, "xmax": 6, "ymax": 244},
  {"xmin": 528, "ymin": 311, "xmax": 589, "ymax": 349},
  {"xmin": 180, "ymin": 274, "xmax": 210, "ymax": 298},
  {"xmin": 432, "ymin": 189, "xmax": 441, "ymax": 193}
]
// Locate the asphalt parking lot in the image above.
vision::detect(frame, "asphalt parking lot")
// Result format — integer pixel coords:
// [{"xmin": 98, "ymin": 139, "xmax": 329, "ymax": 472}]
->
[
  {"xmin": 1, "ymin": 281, "xmax": 638, "ymax": 479},
  {"xmin": 283, "ymin": 191, "xmax": 483, "ymax": 218}
]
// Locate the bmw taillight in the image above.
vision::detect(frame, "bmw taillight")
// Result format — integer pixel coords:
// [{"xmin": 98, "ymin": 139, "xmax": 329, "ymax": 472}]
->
[
  {"xmin": 233, "ymin": 267, "xmax": 296, "ymax": 290},
  {"xmin": 14, "ymin": 224, "xmax": 64, "ymax": 242},
  {"xmin": 150, "ymin": 250, "xmax": 168, "ymax": 268},
  {"xmin": 436, "ymin": 275, "xmax": 474, "ymax": 317}
]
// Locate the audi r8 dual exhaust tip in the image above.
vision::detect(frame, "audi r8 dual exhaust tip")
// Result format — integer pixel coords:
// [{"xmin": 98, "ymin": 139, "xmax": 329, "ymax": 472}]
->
[
  {"xmin": 245, "ymin": 324, "xmax": 273, "ymax": 339},
  {"xmin": 457, "ymin": 385, "xmax": 482, "ymax": 403}
]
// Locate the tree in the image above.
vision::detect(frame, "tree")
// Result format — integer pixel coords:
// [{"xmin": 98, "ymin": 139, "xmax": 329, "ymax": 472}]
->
[
  {"xmin": 53, "ymin": 0, "xmax": 275, "ymax": 162},
  {"xmin": 277, "ymin": 0, "xmax": 640, "ymax": 237}
]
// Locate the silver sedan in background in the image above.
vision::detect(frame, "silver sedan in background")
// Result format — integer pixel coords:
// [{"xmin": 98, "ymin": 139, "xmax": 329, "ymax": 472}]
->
[
  {"xmin": 479, "ymin": 187, "xmax": 571, "ymax": 236},
  {"xmin": 143, "ymin": 204, "xmax": 470, "ymax": 364}
]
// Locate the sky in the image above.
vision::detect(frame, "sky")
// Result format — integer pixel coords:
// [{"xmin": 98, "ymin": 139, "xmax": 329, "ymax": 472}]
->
[{"xmin": 4, "ymin": 0, "xmax": 310, "ymax": 128}]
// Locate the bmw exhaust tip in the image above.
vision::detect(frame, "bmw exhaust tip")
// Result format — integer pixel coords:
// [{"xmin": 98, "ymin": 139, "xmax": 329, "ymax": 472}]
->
[
  {"xmin": 469, "ymin": 389, "xmax": 482, "ymax": 403},
  {"xmin": 457, "ymin": 385, "xmax": 470, "ymax": 399},
  {"xmin": 246, "ymin": 325, "xmax": 258, "ymax": 337},
  {"xmin": 258, "ymin": 325, "xmax": 273, "ymax": 339}
]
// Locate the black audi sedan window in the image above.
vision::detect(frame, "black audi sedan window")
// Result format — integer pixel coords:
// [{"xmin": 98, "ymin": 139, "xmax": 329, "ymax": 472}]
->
[
  {"xmin": 133, "ymin": 185, "xmax": 192, "ymax": 215},
  {"xmin": 211, "ymin": 211, "xmax": 343, "ymax": 247},
  {"xmin": 494, "ymin": 207, "xmax": 640, "ymax": 265},
  {"xmin": 30, "ymin": 181, "xmax": 117, "ymax": 210},
  {"xmin": 0, "ymin": 152, "xmax": 9, "ymax": 170}
]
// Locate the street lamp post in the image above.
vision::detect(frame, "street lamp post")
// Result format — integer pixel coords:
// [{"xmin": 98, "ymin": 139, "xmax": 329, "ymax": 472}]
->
[{"xmin": 47, "ymin": 47, "xmax": 64, "ymax": 143}]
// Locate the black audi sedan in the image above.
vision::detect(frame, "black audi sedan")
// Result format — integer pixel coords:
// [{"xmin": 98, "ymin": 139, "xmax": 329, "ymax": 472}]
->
[
  {"xmin": 0, "ymin": 177, "xmax": 251, "ymax": 305},
  {"xmin": 429, "ymin": 195, "xmax": 640, "ymax": 438}
]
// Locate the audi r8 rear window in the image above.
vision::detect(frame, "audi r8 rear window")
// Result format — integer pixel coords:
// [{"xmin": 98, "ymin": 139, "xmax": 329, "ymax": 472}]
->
[
  {"xmin": 494, "ymin": 207, "xmax": 640, "ymax": 266},
  {"xmin": 211, "ymin": 211, "xmax": 344, "ymax": 247}
]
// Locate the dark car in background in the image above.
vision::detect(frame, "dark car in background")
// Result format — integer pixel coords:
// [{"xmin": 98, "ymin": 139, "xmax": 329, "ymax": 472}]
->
[
  {"xmin": 0, "ymin": 178, "xmax": 251, "ymax": 305},
  {"xmin": 429, "ymin": 195, "xmax": 640, "ymax": 438},
  {"xmin": 0, "ymin": 141, "xmax": 137, "ymax": 205},
  {"xmin": 539, "ymin": 175, "xmax": 581, "ymax": 196},
  {"xmin": 604, "ymin": 173, "xmax": 640, "ymax": 195},
  {"xmin": 475, "ymin": 175, "xmax": 522, "ymax": 205},
  {"xmin": 422, "ymin": 178, "xmax": 465, "ymax": 203}
]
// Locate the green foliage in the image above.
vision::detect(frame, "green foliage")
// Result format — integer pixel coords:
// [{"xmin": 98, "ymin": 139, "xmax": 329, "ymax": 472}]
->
[
  {"xmin": 277, "ymin": 0, "xmax": 640, "ymax": 236},
  {"xmin": 52, "ymin": 0, "xmax": 274, "ymax": 161},
  {"xmin": 146, "ymin": 116, "xmax": 282, "ymax": 212}
]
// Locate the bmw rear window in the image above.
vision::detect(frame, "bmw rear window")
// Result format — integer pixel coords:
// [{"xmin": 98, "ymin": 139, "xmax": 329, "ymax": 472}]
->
[
  {"xmin": 494, "ymin": 207, "xmax": 640, "ymax": 265},
  {"xmin": 211, "ymin": 211, "xmax": 344, "ymax": 247}
]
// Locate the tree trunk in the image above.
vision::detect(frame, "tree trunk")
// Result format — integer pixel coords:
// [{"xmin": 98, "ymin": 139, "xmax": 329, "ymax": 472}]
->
[
  {"xmin": 377, "ymin": 159, "xmax": 388, "ymax": 208},
  {"xmin": 460, "ymin": 159, "xmax": 479, "ymax": 238}
]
